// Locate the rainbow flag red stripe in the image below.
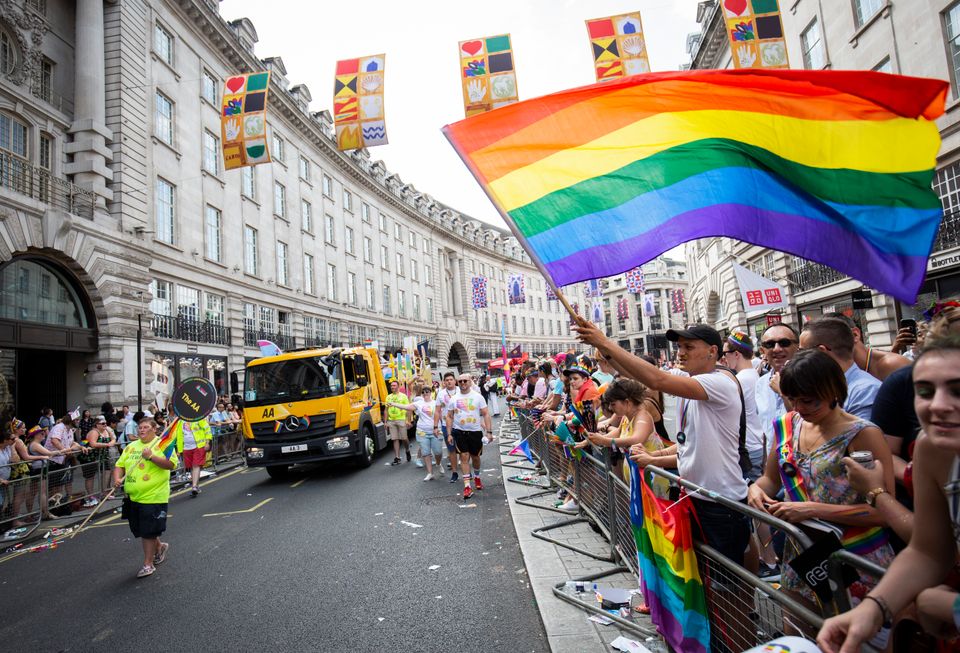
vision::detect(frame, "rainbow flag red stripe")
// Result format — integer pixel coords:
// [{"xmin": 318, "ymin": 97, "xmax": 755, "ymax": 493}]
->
[{"xmin": 443, "ymin": 69, "xmax": 947, "ymax": 302}]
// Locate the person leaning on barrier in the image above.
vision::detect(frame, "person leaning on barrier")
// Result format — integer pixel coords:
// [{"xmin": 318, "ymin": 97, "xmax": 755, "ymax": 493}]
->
[
  {"xmin": 818, "ymin": 332, "xmax": 960, "ymax": 652},
  {"xmin": 746, "ymin": 349, "xmax": 895, "ymax": 607},
  {"xmin": 574, "ymin": 319, "xmax": 751, "ymax": 566}
]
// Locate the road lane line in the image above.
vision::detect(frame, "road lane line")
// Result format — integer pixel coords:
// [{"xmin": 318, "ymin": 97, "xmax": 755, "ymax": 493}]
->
[
  {"xmin": 202, "ymin": 497, "xmax": 273, "ymax": 517},
  {"xmin": 290, "ymin": 478, "xmax": 307, "ymax": 488}
]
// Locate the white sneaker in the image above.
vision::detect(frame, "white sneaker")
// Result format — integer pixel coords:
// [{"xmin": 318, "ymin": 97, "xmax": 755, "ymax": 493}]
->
[
  {"xmin": 435, "ymin": 465, "xmax": 445, "ymax": 476},
  {"xmin": 561, "ymin": 499, "xmax": 579, "ymax": 512},
  {"xmin": 415, "ymin": 458, "xmax": 424, "ymax": 468},
  {"xmin": 423, "ymin": 473, "xmax": 433, "ymax": 482}
]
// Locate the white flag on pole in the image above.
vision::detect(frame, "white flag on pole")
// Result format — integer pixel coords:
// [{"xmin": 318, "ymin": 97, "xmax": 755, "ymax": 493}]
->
[{"xmin": 733, "ymin": 263, "xmax": 788, "ymax": 314}]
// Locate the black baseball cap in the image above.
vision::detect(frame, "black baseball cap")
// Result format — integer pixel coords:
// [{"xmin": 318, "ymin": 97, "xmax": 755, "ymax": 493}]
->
[{"xmin": 666, "ymin": 325, "xmax": 723, "ymax": 352}]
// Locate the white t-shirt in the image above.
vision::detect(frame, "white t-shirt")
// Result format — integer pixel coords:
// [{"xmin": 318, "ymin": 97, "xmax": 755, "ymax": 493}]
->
[
  {"xmin": 413, "ymin": 398, "xmax": 438, "ymax": 432},
  {"xmin": 674, "ymin": 369, "xmax": 748, "ymax": 501},
  {"xmin": 449, "ymin": 390, "xmax": 487, "ymax": 432},
  {"xmin": 181, "ymin": 421, "xmax": 197, "ymax": 449},
  {"xmin": 436, "ymin": 387, "xmax": 457, "ymax": 421},
  {"xmin": 736, "ymin": 367, "xmax": 765, "ymax": 452}
]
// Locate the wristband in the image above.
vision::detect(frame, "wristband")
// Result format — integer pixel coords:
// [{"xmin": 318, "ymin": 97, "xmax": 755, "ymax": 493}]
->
[{"xmin": 863, "ymin": 595, "xmax": 893, "ymax": 628}]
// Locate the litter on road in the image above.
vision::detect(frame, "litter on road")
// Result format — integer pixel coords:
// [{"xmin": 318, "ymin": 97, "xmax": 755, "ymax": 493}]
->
[
  {"xmin": 400, "ymin": 520, "xmax": 423, "ymax": 528},
  {"xmin": 428, "ymin": 564, "xmax": 441, "ymax": 570},
  {"xmin": 588, "ymin": 614, "xmax": 613, "ymax": 625},
  {"xmin": 458, "ymin": 503, "xmax": 477, "ymax": 509}
]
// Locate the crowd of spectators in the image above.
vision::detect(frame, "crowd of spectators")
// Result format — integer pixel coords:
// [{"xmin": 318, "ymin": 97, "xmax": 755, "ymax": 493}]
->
[{"xmin": 0, "ymin": 394, "xmax": 243, "ymax": 535}]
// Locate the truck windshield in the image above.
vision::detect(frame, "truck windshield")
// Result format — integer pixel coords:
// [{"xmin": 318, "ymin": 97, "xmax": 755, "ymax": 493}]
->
[{"xmin": 244, "ymin": 356, "xmax": 343, "ymax": 407}]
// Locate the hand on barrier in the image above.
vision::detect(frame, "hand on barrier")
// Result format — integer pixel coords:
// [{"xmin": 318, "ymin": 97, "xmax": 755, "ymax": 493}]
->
[
  {"xmin": 817, "ymin": 600, "xmax": 884, "ymax": 653},
  {"xmin": 747, "ymin": 483, "xmax": 776, "ymax": 512},
  {"xmin": 628, "ymin": 445, "xmax": 657, "ymax": 467},
  {"xmin": 765, "ymin": 500, "xmax": 817, "ymax": 523}
]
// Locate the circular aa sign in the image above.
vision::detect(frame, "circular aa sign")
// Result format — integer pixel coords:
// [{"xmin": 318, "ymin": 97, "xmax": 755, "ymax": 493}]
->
[{"xmin": 171, "ymin": 377, "xmax": 218, "ymax": 422}]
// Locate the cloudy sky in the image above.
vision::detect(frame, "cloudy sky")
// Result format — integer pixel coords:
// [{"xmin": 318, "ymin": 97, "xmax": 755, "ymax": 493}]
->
[{"xmin": 219, "ymin": 0, "xmax": 703, "ymax": 228}]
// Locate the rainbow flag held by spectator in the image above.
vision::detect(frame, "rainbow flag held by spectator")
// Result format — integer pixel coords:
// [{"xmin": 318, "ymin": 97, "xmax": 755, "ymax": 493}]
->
[
  {"xmin": 554, "ymin": 421, "xmax": 583, "ymax": 461},
  {"xmin": 628, "ymin": 460, "xmax": 709, "ymax": 653},
  {"xmin": 443, "ymin": 69, "xmax": 948, "ymax": 303}
]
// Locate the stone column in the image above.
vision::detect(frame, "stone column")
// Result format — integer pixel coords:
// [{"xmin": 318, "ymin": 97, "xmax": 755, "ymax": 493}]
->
[
  {"xmin": 64, "ymin": 0, "xmax": 114, "ymax": 205},
  {"xmin": 452, "ymin": 254, "xmax": 463, "ymax": 316}
]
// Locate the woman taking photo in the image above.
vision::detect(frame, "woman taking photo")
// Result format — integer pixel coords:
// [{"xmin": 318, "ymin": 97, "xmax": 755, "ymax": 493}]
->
[
  {"xmin": 819, "ymin": 333, "xmax": 960, "ymax": 650},
  {"xmin": 747, "ymin": 349, "xmax": 895, "ymax": 607}
]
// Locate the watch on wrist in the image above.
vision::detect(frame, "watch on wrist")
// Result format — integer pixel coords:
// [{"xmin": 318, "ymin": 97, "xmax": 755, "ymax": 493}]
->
[{"xmin": 865, "ymin": 487, "xmax": 888, "ymax": 507}]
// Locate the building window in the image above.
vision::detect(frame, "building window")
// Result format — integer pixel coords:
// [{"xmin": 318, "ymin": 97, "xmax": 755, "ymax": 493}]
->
[
  {"xmin": 379, "ymin": 213, "xmax": 387, "ymax": 233},
  {"xmin": 396, "ymin": 252, "xmax": 404, "ymax": 276},
  {"xmin": 242, "ymin": 166, "xmax": 255, "ymax": 199},
  {"xmin": 154, "ymin": 23, "xmax": 174, "ymax": 65},
  {"xmin": 363, "ymin": 236, "xmax": 373, "ymax": 263},
  {"xmin": 244, "ymin": 225, "xmax": 258, "ymax": 275},
  {"xmin": 322, "ymin": 173, "xmax": 333, "ymax": 198},
  {"xmin": 365, "ymin": 278, "xmax": 375, "ymax": 310},
  {"xmin": 276, "ymin": 241, "xmax": 289, "ymax": 286},
  {"xmin": 204, "ymin": 205, "xmax": 221, "ymax": 262},
  {"xmin": 201, "ymin": 70, "xmax": 217, "ymax": 104},
  {"xmin": 935, "ymin": 161, "xmax": 960, "ymax": 212},
  {"xmin": 325, "ymin": 214, "xmax": 336, "ymax": 245},
  {"xmin": 274, "ymin": 182, "xmax": 285, "ymax": 218},
  {"xmin": 343, "ymin": 189, "xmax": 353, "ymax": 212},
  {"xmin": 155, "ymin": 91, "xmax": 174, "ymax": 145},
  {"xmin": 38, "ymin": 134, "xmax": 50, "ymax": 169},
  {"xmin": 854, "ymin": 0, "xmax": 884, "ymax": 26},
  {"xmin": 298, "ymin": 156, "xmax": 310, "ymax": 181},
  {"xmin": 409, "ymin": 231, "xmax": 417, "ymax": 249},
  {"xmin": 347, "ymin": 272, "xmax": 357, "ymax": 305},
  {"xmin": 327, "ymin": 264, "xmax": 337, "ymax": 301},
  {"xmin": 947, "ymin": 4, "xmax": 960, "ymax": 97},
  {"xmin": 272, "ymin": 133, "xmax": 284, "ymax": 161},
  {"xmin": 150, "ymin": 279, "xmax": 172, "ymax": 316},
  {"xmin": 413, "ymin": 294, "xmax": 421, "ymax": 320},
  {"xmin": 304, "ymin": 253, "xmax": 315, "ymax": 295},
  {"xmin": 394, "ymin": 222, "xmax": 402, "ymax": 241},
  {"xmin": 0, "ymin": 114, "xmax": 28, "ymax": 157},
  {"xmin": 206, "ymin": 293, "xmax": 224, "ymax": 325},
  {"xmin": 35, "ymin": 57, "xmax": 52, "ymax": 103},
  {"xmin": 422, "ymin": 238, "xmax": 429, "ymax": 254},
  {"xmin": 301, "ymin": 199, "xmax": 312, "ymax": 232},
  {"xmin": 345, "ymin": 226, "xmax": 355, "ymax": 254},
  {"xmin": 410, "ymin": 259, "xmax": 418, "ymax": 282},
  {"xmin": 26, "ymin": 0, "xmax": 45, "ymax": 16},
  {"xmin": 380, "ymin": 244, "xmax": 389, "ymax": 269},
  {"xmin": 398, "ymin": 290, "xmax": 406, "ymax": 317},
  {"xmin": 383, "ymin": 285, "xmax": 391, "ymax": 314},
  {"xmin": 800, "ymin": 17, "xmax": 826, "ymax": 70},
  {"xmin": 424, "ymin": 264, "xmax": 432, "ymax": 286},
  {"xmin": 202, "ymin": 130, "xmax": 219, "ymax": 174},
  {"xmin": 361, "ymin": 202, "xmax": 371, "ymax": 223},
  {"xmin": 177, "ymin": 285, "xmax": 200, "ymax": 320},
  {"xmin": 872, "ymin": 57, "xmax": 892, "ymax": 73},
  {"xmin": 155, "ymin": 178, "xmax": 175, "ymax": 244},
  {"xmin": 427, "ymin": 297, "xmax": 434, "ymax": 322}
]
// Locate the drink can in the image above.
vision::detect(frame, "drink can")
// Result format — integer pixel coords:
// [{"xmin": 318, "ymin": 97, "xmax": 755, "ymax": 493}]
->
[{"xmin": 850, "ymin": 450, "xmax": 875, "ymax": 469}]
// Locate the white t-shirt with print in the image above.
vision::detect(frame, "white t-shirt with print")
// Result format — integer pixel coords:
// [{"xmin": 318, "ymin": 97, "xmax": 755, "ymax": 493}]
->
[
  {"xmin": 436, "ymin": 387, "xmax": 457, "ymax": 420},
  {"xmin": 449, "ymin": 390, "xmax": 487, "ymax": 432},
  {"xmin": 413, "ymin": 398, "xmax": 438, "ymax": 432},
  {"xmin": 673, "ymin": 368, "xmax": 748, "ymax": 501},
  {"xmin": 736, "ymin": 367, "xmax": 765, "ymax": 452}
]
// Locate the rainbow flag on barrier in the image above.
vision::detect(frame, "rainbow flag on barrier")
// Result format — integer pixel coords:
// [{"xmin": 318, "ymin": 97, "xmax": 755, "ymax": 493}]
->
[
  {"xmin": 509, "ymin": 436, "xmax": 535, "ymax": 465},
  {"xmin": 628, "ymin": 460, "xmax": 709, "ymax": 653},
  {"xmin": 443, "ymin": 69, "xmax": 948, "ymax": 303}
]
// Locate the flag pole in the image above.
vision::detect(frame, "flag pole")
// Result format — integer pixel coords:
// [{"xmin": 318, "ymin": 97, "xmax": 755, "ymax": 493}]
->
[{"xmin": 442, "ymin": 126, "xmax": 588, "ymax": 328}]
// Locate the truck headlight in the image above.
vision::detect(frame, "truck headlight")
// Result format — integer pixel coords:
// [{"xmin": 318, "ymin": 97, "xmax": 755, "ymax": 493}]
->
[
  {"xmin": 326, "ymin": 436, "xmax": 350, "ymax": 451},
  {"xmin": 246, "ymin": 447, "xmax": 264, "ymax": 459}
]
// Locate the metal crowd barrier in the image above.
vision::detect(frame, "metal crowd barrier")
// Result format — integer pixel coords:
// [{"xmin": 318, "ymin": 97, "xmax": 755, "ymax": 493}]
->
[{"xmin": 501, "ymin": 404, "xmax": 893, "ymax": 649}]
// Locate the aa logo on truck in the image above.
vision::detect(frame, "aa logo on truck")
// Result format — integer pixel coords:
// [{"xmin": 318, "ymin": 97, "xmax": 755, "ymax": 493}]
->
[{"xmin": 262, "ymin": 407, "xmax": 275, "ymax": 419}]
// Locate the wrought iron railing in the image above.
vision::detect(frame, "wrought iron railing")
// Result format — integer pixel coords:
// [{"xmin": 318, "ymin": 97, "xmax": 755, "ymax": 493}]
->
[
  {"xmin": 243, "ymin": 327, "xmax": 295, "ymax": 351},
  {"xmin": 152, "ymin": 314, "xmax": 230, "ymax": 345},
  {"xmin": 788, "ymin": 262, "xmax": 849, "ymax": 294},
  {"xmin": 934, "ymin": 209, "xmax": 960, "ymax": 253},
  {"xmin": 0, "ymin": 152, "xmax": 95, "ymax": 218}
]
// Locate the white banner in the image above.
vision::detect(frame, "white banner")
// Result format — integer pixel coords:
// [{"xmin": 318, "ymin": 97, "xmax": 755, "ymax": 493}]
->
[{"xmin": 733, "ymin": 262, "xmax": 788, "ymax": 315}]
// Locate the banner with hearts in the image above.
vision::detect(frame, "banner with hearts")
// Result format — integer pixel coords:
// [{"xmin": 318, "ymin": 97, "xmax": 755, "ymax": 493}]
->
[
  {"xmin": 725, "ymin": 0, "xmax": 789, "ymax": 70},
  {"xmin": 458, "ymin": 34, "xmax": 519, "ymax": 117},
  {"xmin": 333, "ymin": 54, "xmax": 388, "ymax": 151},
  {"xmin": 220, "ymin": 71, "xmax": 272, "ymax": 170},
  {"xmin": 585, "ymin": 11, "xmax": 650, "ymax": 83}
]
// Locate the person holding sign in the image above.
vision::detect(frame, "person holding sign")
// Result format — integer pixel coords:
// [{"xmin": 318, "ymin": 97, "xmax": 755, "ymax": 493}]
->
[{"xmin": 113, "ymin": 417, "xmax": 177, "ymax": 578}]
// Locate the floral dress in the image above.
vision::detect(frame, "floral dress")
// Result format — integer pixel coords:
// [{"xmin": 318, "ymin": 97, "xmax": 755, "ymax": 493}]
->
[{"xmin": 778, "ymin": 414, "xmax": 895, "ymax": 602}]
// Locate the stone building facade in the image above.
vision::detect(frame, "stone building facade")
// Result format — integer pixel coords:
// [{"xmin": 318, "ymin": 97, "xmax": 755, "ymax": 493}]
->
[
  {"xmin": 684, "ymin": 0, "xmax": 960, "ymax": 345},
  {"xmin": 0, "ymin": 0, "xmax": 591, "ymax": 423}
]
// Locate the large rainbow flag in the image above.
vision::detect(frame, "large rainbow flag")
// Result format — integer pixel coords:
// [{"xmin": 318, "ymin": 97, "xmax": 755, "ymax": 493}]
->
[
  {"xmin": 628, "ymin": 460, "xmax": 709, "ymax": 653},
  {"xmin": 443, "ymin": 69, "xmax": 948, "ymax": 303}
]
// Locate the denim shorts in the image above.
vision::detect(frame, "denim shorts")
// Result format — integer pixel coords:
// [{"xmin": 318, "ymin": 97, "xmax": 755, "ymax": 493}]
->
[{"xmin": 416, "ymin": 431, "xmax": 443, "ymax": 457}]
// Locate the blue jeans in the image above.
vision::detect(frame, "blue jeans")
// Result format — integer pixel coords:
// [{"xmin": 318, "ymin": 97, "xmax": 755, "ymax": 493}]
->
[
  {"xmin": 416, "ymin": 431, "xmax": 443, "ymax": 457},
  {"xmin": 690, "ymin": 497, "xmax": 750, "ymax": 567}
]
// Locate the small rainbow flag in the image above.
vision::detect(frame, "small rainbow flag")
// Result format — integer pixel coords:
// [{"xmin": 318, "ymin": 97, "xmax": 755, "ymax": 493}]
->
[
  {"xmin": 153, "ymin": 418, "xmax": 180, "ymax": 461},
  {"xmin": 628, "ymin": 460, "xmax": 709, "ymax": 653},
  {"xmin": 509, "ymin": 436, "xmax": 535, "ymax": 465},
  {"xmin": 443, "ymin": 69, "xmax": 948, "ymax": 303}
]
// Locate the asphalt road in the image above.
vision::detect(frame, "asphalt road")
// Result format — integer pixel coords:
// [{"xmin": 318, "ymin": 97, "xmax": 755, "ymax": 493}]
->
[{"xmin": 0, "ymin": 418, "xmax": 548, "ymax": 652}]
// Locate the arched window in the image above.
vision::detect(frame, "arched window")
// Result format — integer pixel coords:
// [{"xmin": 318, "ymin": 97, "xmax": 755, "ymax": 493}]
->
[
  {"xmin": 0, "ymin": 28, "xmax": 16, "ymax": 75},
  {"xmin": 0, "ymin": 258, "xmax": 90, "ymax": 327}
]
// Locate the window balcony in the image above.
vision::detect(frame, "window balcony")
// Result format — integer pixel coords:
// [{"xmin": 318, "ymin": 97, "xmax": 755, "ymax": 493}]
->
[
  {"xmin": 787, "ymin": 262, "xmax": 849, "ymax": 294},
  {"xmin": 243, "ymin": 326, "xmax": 295, "ymax": 351},
  {"xmin": 152, "ymin": 314, "xmax": 230, "ymax": 345},
  {"xmin": 0, "ymin": 152, "xmax": 95, "ymax": 218},
  {"xmin": 934, "ymin": 209, "xmax": 960, "ymax": 253}
]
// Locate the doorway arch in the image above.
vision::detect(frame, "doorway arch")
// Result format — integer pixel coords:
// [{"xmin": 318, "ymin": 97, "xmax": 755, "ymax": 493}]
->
[{"xmin": 446, "ymin": 341, "xmax": 469, "ymax": 373}]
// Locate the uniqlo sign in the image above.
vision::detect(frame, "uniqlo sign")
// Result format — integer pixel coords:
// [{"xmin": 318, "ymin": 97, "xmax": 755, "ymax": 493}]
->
[
  {"xmin": 746, "ymin": 290, "xmax": 764, "ymax": 306},
  {"xmin": 764, "ymin": 288, "xmax": 782, "ymax": 303}
]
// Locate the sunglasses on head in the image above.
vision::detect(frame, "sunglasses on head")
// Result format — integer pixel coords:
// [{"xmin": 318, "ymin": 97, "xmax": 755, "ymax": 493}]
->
[{"xmin": 761, "ymin": 338, "xmax": 797, "ymax": 349}]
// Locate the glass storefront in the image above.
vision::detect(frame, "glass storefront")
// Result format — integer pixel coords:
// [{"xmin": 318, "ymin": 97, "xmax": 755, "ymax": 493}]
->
[
  {"xmin": 798, "ymin": 298, "xmax": 870, "ymax": 345},
  {"xmin": 149, "ymin": 352, "xmax": 228, "ymax": 411},
  {"xmin": 898, "ymin": 273, "xmax": 960, "ymax": 322}
]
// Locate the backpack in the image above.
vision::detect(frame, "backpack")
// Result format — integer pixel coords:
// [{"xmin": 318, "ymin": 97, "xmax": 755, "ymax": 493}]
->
[{"xmin": 716, "ymin": 365, "xmax": 753, "ymax": 478}]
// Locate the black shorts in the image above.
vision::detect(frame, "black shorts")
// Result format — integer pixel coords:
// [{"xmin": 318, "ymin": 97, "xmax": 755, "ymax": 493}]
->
[
  {"xmin": 122, "ymin": 499, "xmax": 168, "ymax": 539},
  {"xmin": 452, "ymin": 428, "xmax": 484, "ymax": 456}
]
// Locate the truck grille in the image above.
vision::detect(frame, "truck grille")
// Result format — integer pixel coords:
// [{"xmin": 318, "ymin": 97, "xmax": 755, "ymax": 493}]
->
[{"xmin": 249, "ymin": 413, "xmax": 337, "ymax": 443}]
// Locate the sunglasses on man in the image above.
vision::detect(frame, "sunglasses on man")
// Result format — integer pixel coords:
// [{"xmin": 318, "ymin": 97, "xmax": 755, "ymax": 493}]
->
[{"xmin": 761, "ymin": 338, "xmax": 797, "ymax": 349}]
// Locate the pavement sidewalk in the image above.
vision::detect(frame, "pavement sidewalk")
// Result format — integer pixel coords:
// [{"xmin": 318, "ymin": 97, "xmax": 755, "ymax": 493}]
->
[{"xmin": 497, "ymin": 417, "xmax": 669, "ymax": 653}]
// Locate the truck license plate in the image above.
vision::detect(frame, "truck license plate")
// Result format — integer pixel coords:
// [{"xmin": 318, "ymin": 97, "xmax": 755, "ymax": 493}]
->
[{"xmin": 281, "ymin": 444, "xmax": 307, "ymax": 453}]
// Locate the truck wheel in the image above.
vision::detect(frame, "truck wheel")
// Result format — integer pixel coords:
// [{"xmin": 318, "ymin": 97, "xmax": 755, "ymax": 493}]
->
[
  {"xmin": 355, "ymin": 425, "xmax": 376, "ymax": 469},
  {"xmin": 266, "ymin": 464, "xmax": 290, "ymax": 480}
]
